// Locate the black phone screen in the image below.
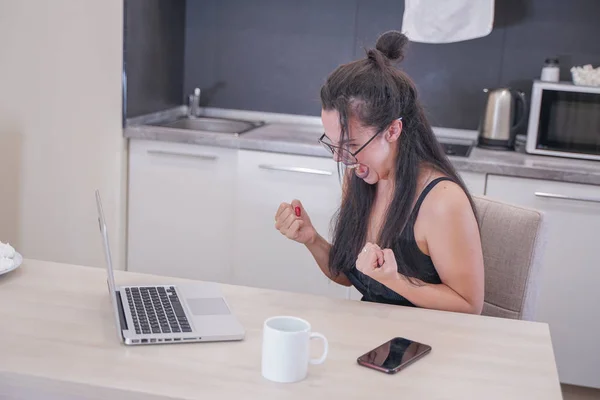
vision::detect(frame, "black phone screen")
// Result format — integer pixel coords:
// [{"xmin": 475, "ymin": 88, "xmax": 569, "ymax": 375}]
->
[{"xmin": 357, "ymin": 337, "xmax": 431, "ymax": 372}]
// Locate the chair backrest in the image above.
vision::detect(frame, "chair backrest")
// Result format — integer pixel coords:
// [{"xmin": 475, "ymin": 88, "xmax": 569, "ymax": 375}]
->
[{"xmin": 473, "ymin": 196, "xmax": 547, "ymax": 320}]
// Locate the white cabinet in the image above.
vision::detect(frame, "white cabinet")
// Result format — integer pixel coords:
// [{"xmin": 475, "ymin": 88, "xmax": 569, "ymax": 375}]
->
[
  {"xmin": 233, "ymin": 150, "xmax": 348, "ymax": 299},
  {"xmin": 348, "ymin": 286, "xmax": 363, "ymax": 300},
  {"xmin": 127, "ymin": 140, "xmax": 236, "ymax": 283},
  {"xmin": 125, "ymin": 140, "xmax": 486, "ymax": 303},
  {"xmin": 485, "ymin": 174, "xmax": 600, "ymax": 389},
  {"xmin": 459, "ymin": 171, "xmax": 486, "ymax": 196}
]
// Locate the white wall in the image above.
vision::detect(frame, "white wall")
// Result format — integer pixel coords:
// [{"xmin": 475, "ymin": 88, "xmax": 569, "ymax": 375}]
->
[{"xmin": 0, "ymin": 0, "xmax": 127, "ymax": 269}]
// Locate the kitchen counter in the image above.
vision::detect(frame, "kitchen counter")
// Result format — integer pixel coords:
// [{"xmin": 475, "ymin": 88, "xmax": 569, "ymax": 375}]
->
[
  {"xmin": 0, "ymin": 259, "xmax": 561, "ymax": 399},
  {"xmin": 125, "ymin": 107, "xmax": 600, "ymax": 186}
]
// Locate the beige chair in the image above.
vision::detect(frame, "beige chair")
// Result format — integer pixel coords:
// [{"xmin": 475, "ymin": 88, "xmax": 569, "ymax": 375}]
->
[{"xmin": 473, "ymin": 196, "xmax": 547, "ymax": 320}]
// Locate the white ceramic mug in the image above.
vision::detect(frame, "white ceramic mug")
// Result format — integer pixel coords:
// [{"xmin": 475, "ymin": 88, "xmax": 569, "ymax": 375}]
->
[{"xmin": 261, "ymin": 316, "xmax": 328, "ymax": 383}]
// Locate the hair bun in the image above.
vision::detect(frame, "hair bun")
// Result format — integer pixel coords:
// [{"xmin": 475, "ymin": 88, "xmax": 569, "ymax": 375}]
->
[{"xmin": 375, "ymin": 30, "xmax": 408, "ymax": 62}]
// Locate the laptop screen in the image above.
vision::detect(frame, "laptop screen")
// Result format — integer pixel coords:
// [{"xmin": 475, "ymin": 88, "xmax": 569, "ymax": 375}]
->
[{"xmin": 95, "ymin": 190, "xmax": 124, "ymax": 341}]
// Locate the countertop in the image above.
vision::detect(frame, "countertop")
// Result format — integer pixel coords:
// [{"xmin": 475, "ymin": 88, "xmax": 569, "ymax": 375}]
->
[
  {"xmin": 124, "ymin": 107, "xmax": 600, "ymax": 186},
  {"xmin": 0, "ymin": 259, "xmax": 561, "ymax": 400}
]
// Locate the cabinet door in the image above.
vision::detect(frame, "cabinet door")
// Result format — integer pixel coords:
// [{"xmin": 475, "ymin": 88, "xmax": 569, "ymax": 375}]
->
[
  {"xmin": 486, "ymin": 174, "xmax": 600, "ymax": 388},
  {"xmin": 127, "ymin": 140, "xmax": 236, "ymax": 283},
  {"xmin": 234, "ymin": 150, "xmax": 347, "ymax": 298},
  {"xmin": 459, "ymin": 171, "xmax": 486, "ymax": 196},
  {"xmin": 348, "ymin": 286, "xmax": 363, "ymax": 300}
]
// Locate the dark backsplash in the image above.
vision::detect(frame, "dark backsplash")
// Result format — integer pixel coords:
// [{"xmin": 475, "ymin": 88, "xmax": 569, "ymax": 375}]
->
[
  {"xmin": 183, "ymin": 0, "xmax": 600, "ymax": 130},
  {"xmin": 124, "ymin": 0, "xmax": 186, "ymax": 118},
  {"xmin": 125, "ymin": 0, "xmax": 600, "ymax": 129}
]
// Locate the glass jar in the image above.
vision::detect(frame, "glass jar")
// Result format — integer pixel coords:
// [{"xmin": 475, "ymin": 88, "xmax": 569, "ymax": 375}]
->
[{"xmin": 541, "ymin": 58, "xmax": 560, "ymax": 82}]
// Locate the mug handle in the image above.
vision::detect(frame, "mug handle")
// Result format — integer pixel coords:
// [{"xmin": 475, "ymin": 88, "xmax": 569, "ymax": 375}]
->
[{"xmin": 309, "ymin": 332, "xmax": 329, "ymax": 365}]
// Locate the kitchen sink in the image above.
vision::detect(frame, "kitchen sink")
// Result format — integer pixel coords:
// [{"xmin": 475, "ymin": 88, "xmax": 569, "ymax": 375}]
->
[
  {"xmin": 439, "ymin": 140, "xmax": 473, "ymax": 157},
  {"xmin": 152, "ymin": 117, "xmax": 263, "ymax": 135}
]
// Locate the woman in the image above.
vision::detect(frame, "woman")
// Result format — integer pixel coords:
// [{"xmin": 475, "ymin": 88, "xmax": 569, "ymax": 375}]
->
[{"xmin": 274, "ymin": 31, "xmax": 484, "ymax": 314}]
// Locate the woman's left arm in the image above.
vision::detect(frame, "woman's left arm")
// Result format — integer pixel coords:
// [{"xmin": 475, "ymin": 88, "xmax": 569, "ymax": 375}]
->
[{"xmin": 358, "ymin": 184, "xmax": 485, "ymax": 314}]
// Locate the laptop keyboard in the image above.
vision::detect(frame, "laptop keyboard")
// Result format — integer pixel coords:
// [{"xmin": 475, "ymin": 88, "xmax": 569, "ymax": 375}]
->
[{"xmin": 125, "ymin": 286, "xmax": 192, "ymax": 335}]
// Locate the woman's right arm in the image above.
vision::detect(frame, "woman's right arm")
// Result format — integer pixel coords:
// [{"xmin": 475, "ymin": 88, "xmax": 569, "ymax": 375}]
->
[
  {"xmin": 305, "ymin": 232, "xmax": 352, "ymax": 286},
  {"xmin": 275, "ymin": 200, "xmax": 351, "ymax": 287}
]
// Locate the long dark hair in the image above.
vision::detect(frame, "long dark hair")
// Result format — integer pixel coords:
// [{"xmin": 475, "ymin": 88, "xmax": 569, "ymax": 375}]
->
[{"xmin": 320, "ymin": 31, "xmax": 477, "ymax": 279}]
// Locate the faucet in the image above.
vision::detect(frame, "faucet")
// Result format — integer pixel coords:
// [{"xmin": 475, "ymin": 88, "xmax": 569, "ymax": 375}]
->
[{"xmin": 187, "ymin": 87, "xmax": 201, "ymax": 118}]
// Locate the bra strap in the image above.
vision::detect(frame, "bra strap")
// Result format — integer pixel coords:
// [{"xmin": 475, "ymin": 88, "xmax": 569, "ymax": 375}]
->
[{"xmin": 412, "ymin": 177, "xmax": 454, "ymax": 216}]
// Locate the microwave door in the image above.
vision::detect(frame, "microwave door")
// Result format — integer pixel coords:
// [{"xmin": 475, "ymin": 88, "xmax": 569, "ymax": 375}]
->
[{"xmin": 533, "ymin": 86, "xmax": 600, "ymax": 159}]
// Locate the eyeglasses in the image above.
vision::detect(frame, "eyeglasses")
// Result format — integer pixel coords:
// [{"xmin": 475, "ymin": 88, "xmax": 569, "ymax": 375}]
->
[{"xmin": 318, "ymin": 117, "xmax": 402, "ymax": 166}]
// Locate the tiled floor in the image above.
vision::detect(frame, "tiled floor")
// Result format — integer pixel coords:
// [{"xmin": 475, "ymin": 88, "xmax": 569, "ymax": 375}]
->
[{"xmin": 562, "ymin": 384, "xmax": 600, "ymax": 400}]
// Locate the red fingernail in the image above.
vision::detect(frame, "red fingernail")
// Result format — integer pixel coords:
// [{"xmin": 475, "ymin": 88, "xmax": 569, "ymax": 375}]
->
[{"xmin": 295, "ymin": 206, "xmax": 301, "ymax": 217}]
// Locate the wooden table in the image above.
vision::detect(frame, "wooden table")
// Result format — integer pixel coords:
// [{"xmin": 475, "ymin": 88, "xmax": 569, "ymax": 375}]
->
[{"xmin": 0, "ymin": 260, "xmax": 562, "ymax": 399}]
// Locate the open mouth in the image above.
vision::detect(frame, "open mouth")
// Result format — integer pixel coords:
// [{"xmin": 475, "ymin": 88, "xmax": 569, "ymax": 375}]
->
[{"xmin": 352, "ymin": 164, "xmax": 369, "ymax": 179}]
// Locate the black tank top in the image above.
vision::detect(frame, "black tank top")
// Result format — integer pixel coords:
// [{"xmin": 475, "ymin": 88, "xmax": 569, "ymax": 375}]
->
[{"xmin": 345, "ymin": 177, "xmax": 453, "ymax": 307}]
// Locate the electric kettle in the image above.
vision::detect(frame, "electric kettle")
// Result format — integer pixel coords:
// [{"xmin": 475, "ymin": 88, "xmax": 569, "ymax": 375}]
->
[{"xmin": 477, "ymin": 88, "xmax": 528, "ymax": 150}]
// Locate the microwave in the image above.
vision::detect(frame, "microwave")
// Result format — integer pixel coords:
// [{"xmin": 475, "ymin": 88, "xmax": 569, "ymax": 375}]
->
[{"xmin": 526, "ymin": 80, "xmax": 600, "ymax": 161}]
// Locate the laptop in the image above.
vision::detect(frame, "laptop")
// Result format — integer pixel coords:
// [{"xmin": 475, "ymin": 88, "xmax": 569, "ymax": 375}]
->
[{"xmin": 95, "ymin": 190, "xmax": 245, "ymax": 345}]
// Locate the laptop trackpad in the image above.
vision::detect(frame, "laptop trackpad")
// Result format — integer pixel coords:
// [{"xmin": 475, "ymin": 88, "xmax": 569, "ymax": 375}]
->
[{"xmin": 187, "ymin": 298, "xmax": 231, "ymax": 316}]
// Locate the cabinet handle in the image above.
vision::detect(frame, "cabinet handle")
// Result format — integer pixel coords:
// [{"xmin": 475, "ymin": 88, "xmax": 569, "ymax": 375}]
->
[
  {"xmin": 147, "ymin": 149, "xmax": 218, "ymax": 161},
  {"xmin": 534, "ymin": 191, "xmax": 600, "ymax": 204},
  {"xmin": 258, "ymin": 164, "xmax": 333, "ymax": 176}
]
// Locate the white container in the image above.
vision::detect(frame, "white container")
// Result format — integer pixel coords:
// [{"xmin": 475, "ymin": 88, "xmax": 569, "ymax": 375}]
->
[
  {"xmin": 261, "ymin": 316, "xmax": 328, "ymax": 383},
  {"xmin": 540, "ymin": 58, "xmax": 560, "ymax": 82},
  {"xmin": 571, "ymin": 64, "xmax": 600, "ymax": 87}
]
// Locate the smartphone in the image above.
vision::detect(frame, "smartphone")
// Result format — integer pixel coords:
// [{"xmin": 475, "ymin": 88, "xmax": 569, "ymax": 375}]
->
[{"xmin": 357, "ymin": 337, "xmax": 432, "ymax": 374}]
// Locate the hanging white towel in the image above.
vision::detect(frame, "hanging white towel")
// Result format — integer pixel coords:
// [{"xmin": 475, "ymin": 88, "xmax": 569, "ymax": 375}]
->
[{"xmin": 401, "ymin": 0, "xmax": 495, "ymax": 44}]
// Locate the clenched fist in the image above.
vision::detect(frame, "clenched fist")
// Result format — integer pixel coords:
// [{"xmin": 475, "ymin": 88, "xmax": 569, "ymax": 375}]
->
[
  {"xmin": 274, "ymin": 200, "xmax": 317, "ymax": 245},
  {"xmin": 356, "ymin": 242, "xmax": 400, "ymax": 284}
]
